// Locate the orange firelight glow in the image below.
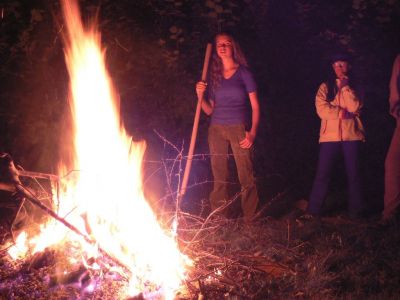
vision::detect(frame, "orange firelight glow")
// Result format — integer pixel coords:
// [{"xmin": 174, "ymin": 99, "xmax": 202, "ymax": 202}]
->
[{"xmin": 7, "ymin": 0, "xmax": 190, "ymax": 298}]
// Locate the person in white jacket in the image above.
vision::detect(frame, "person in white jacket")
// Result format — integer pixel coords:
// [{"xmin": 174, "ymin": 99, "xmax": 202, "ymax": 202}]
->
[{"xmin": 307, "ymin": 53, "xmax": 365, "ymax": 218}]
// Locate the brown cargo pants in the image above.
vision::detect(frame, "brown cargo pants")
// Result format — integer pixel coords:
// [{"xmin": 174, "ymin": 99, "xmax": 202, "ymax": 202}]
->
[{"xmin": 208, "ymin": 124, "xmax": 259, "ymax": 220}]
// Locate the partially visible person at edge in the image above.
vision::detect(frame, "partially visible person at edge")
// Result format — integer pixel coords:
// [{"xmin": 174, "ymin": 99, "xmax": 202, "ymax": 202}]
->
[
  {"xmin": 382, "ymin": 54, "xmax": 400, "ymax": 223},
  {"xmin": 306, "ymin": 53, "xmax": 365, "ymax": 218},
  {"xmin": 195, "ymin": 32, "xmax": 260, "ymax": 221}
]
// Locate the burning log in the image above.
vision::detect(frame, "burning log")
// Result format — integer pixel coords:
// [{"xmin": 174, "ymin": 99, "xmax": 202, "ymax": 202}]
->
[
  {"xmin": 48, "ymin": 263, "xmax": 90, "ymax": 287},
  {"xmin": 15, "ymin": 184, "xmax": 91, "ymax": 242},
  {"xmin": 28, "ymin": 248, "xmax": 57, "ymax": 270},
  {"xmin": 0, "ymin": 154, "xmax": 130, "ymax": 274},
  {"xmin": 13, "ymin": 183, "xmax": 131, "ymax": 274}
]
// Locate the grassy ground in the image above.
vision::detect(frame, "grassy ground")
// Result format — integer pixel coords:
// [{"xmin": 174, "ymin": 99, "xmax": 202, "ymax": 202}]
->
[{"xmin": 1, "ymin": 191, "xmax": 399, "ymax": 300}]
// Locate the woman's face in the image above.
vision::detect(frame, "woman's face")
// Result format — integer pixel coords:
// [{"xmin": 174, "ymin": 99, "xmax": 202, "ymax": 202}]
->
[
  {"xmin": 215, "ymin": 35, "xmax": 234, "ymax": 59},
  {"xmin": 332, "ymin": 60, "xmax": 349, "ymax": 79}
]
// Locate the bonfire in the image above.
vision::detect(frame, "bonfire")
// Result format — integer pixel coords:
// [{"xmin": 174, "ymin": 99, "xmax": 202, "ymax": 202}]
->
[{"xmin": 1, "ymin": 0, "xmax": 190, "ymax": 298}]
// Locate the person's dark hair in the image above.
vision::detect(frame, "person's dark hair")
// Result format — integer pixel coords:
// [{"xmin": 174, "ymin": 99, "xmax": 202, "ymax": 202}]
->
[
  {"xmin": 210, "ymin": 32, "xmax": 248, "ymax": 92},
  {"xmin": 325, "ymin": 71, "xmax": 340, "ymax": 101},
  {"xmin": 329, "ymin": 53, "xmax": 351, "ymax": 65}
]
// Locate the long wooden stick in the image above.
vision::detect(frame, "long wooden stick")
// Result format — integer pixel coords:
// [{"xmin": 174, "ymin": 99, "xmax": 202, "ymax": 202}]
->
[{"xmin": 179, "ymin": 43, "xmax": 212, "ymax": 201}]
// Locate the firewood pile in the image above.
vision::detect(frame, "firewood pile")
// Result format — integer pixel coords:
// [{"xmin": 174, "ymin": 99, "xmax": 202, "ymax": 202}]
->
[{"xmin": 1, "ymin": 153, "xmax": 400, "ymax": 299}]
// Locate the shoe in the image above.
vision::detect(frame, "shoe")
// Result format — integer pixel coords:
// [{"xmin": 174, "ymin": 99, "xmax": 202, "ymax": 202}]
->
[
  {"xmin": 298, "ymin": 213, "xmax": 319, "ymax": 221},
  {"xmin": 377, "ymin": 216, "xmax": 396, "ymax": 227}
]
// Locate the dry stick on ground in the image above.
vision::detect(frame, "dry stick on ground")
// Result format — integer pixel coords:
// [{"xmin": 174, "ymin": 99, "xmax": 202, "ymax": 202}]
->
[
  {"xmin": 180, "ymin": 219, "xmax": 271, "ymax": 293},
  {"xmin": 178, "ymin": 207, "xmax": 306, "ymax": 295},
  {"xmin": 182, "ymin": 193, "xmax": 242, "ymax": 254},
  {"xmin": 189, "ymin": 248, "xmax": 271, "ymax": 297}
]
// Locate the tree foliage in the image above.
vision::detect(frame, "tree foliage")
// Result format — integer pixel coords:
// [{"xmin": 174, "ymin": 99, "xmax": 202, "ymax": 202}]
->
[{"xmin": 0, "ymin": 0, "xmax": 399, "ymax": 203}]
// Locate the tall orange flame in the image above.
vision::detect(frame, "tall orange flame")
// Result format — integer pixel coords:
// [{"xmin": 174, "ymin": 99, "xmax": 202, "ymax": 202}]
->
[
  {"xmin": 60, "ymin": 0, "xmax": 190, "ymax": 297},
  {"xmin": 8, "ymin": 0, "xmax": 190, "ymax": 298}
]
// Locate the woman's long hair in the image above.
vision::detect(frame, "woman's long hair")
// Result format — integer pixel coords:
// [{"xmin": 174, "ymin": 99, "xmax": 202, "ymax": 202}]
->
[
  {"xmin": 209, "ymin": 33, "xmax": 248, "ymax": 92},
  {"xmin": 325, "ymin": 70, "xmax": 339, "ymax": 101},
  {"xmin": 325, "ymin": 63, "xmax": 354, "ymax": 102}
]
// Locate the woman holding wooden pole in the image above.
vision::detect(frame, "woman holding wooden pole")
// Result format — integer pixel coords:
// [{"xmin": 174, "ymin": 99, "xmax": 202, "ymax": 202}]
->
[{"xmin": 195, "ymin": 32, "xmax": 260, "ymax": 221}]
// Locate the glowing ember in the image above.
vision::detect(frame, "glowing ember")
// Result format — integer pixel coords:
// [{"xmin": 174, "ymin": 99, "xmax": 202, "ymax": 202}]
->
[{"xmin": 7, "ymin": 0, "xmax": 190, "ymax": 298}]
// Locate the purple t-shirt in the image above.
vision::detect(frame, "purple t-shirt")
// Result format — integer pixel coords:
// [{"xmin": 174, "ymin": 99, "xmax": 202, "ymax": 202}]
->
[{"xmin": 209, "ymin": 65, "xmax": 257, "ymax": 125}]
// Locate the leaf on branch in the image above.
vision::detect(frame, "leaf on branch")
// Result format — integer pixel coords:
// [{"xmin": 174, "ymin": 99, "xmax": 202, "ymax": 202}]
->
[
  {"xmin": 206, "ymin": 0, "xmax": 215, "ymax": 9},
  {"xmin": 30, "ymin": 9, "xmax": 43, "ymax": 23},
  {"xmin": 254, "ymin": 260, "xmax": 294, "ymax": 278}
]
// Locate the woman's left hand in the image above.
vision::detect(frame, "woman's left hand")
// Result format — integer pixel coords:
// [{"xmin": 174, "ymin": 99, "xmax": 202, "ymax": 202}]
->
[{"xmin": 239, "ymin": 131, "xmax": 255, "ymax": 149}]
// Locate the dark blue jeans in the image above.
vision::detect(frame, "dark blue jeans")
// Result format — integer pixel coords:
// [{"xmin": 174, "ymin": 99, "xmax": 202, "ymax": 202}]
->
[{"xmin": 308, "ymin": 141, "xmax": 363, "ymax": 216}]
